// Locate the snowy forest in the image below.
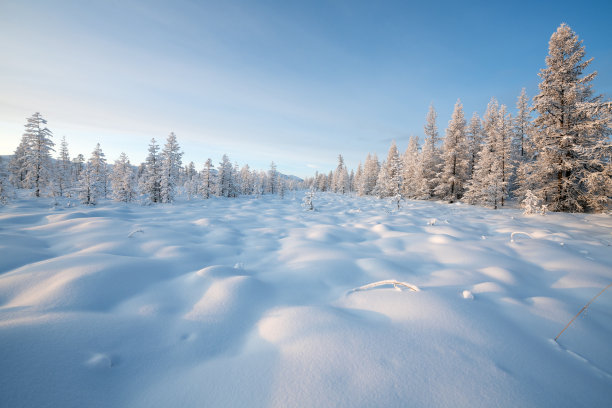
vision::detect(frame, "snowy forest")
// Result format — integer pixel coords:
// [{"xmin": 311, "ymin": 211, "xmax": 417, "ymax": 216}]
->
[
  {"xmin": 1, "ymin": 24, "xmax": 611, "ymax": 213},
  {"xmin": 305, "ymin": 24, "xmax": 611, "ymax": 214}
]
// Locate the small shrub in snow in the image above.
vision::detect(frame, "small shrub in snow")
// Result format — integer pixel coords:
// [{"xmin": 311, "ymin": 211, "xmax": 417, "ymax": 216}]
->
[
  {"xmin": 302, "ymin": 189, "xmax": 315, "ymax": 211},
  {"xmin": 522, "ymin": 190, "xmax": 547, "ymax": 215}
]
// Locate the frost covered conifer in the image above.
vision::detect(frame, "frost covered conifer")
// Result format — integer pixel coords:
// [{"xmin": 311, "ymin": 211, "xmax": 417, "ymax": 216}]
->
[
  {"xmin": 22, "ymin": 112, "xmax": 55, "ymax": 197},
  {"xmin": 160, "ymin": 132, "xmax": 183, "ymax": 203},
  {"xmin": 464, "ymin": 99, "xmax": 511, "ymax": 208},
  {"xmin": 354, "ymin": 163, "xmax": 364, "ymax": 195},
  {"xmin": 401, "ymin": 136, "xmax": 428, "ymax": 199},
  {"xmin": 54, "ymin": 136, "xmax": 71, "ymax": 197},
  {"xmin": 8, "ymin": 134, "xmax": 29, "ymax": 188},
  {"xmin": 79, "ymin": 143, "xmax": 107, "ymax": 205},
  {"xmin": 240, "ymin": 164, "xmax": 253, "ymax": 195},
  {"xmin": 332, "ymin": 155, "xmax": 349, "ymax": 194},
  {"xmin": 111, "ymin": 152, "xmax": 135, "ymax": 202},
  {"xmin": 513, "ymin": 88, "xmax": 533, "ymax": 161},
  {"xmin": 375, "ymin": 141, "xmax": 402, "ymax": 198},
  {"xmin": 216, "ymin": 154, "xmax": 234, "ymax": 197},
  {"xmin": 72, "ymin": 154, "xmax": 84, "ymax": 184},
  {"xmin": 525, "ymin": 24, "xmax": 611, "ymax": 212},
  {"xmin": 267, "ymin": 162, "xmax": 278, "ymax": 195},
  {"xmin": 362, "ymin": 153, "xmax": 380, "ymax": 196},
  {"xmin": 184, "ymin": 161, "xmax": 198, "ymax": 200},
  {"xmin": 466, "ymin": 112, "xmax": 483, "ymax": 181},
  {"xmin": 436, "ymin": 100, "xmax": 469, "ymax": 202},
  {"xmin": 140, "ymin": 139, "xmax": 162, "ymax": 203},
  {"xmin": 421, "ymin": 104, "xmax": 442, "ymax": 198},
  {"xmin": 200, "ymin": 158, "xmax": 215, "ymax": 199}
]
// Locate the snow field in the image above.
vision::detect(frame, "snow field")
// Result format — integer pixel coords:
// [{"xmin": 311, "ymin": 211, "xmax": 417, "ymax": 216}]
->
[{"xmin": 1, "ymin": 193, "xmax": 611, "ymax": 407}]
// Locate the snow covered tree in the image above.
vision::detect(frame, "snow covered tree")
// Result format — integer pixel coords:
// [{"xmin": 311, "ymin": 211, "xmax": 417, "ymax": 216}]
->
[
  {"xmin": 421, "ymin": 104, "xmax": 442, "ymax": 198},
  {"xmin": 401, "ymin": 136, "xmax": 428, "ymax": 199},
  {"xmin": 525, "ymin": 24, "xmax": 611, "ymax": 212},
  {"xmin": 54, "ymin": 136, "xmax": 71, "ymax": 197},
  {"xmin": 464, "ymin": 99, "xmax": 513, "ymax": 208},
  {"xmin": 184, "ymin": 161, "xmax": 198, "ymax": 199},
  {"xmin": 513, "ymin": 88, "xmax": 533, "ymax": 161},
  {"xmin": 140, "ymin": 139, "xmax": 162, "ymax": 203},
  {"xmin": 362, "ymin": 153, "xmax": 380, "ymax": 196},
  {"xmin": 332, "ymin": 155, "xmax": 349, "ymax": 194},
  {"xmin": 466, "ymin": 112, "xmax": 483, "ymax": 181},
  {"xmin": 22, "ymin": 112, "xmax": 55, "ymax": 197},
  {"xmin": 240, "ymin": 164, "xmax": 253, "ymax": 195},
  {"xmin": 72, "ymin": 154, "xmax": 85, "ymax": 184},
  {"xmin": 354, "ymin": 163, "xmax": 364, "ymax": 195},
  {"xmin": 79, "ymin": 143, "xmax": 107, "ymax": 205},
  {"xmin": 436, "ymin": 100, "xmax": 469, "ymax": 202},
  {"xmin": 200, "ymin": 158, "xmax": 215, "ymax": 199},
  {"xmin": 160, "ymin": 132, "xmax": 183, "ymax": 203},
  {"xmin": 216, "ymin": 154, "xmax": 234, "ymax": 197},
  {"xmin": 111, "ymin": 152, "xmax": 135, "ymax": 202},
  {"xmin": 375, "ymin": 141, "xmax": 402, "ymax": 198},
  {"xmin": 8, "ymin": 134, "xmax": 29, "ymax": 188},
  {"xmin": 267, "ymin": 162, "xmax": 278, "ymax": 195}
]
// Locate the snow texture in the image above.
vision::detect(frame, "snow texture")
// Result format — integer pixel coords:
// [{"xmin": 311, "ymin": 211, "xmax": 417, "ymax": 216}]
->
[{"xmin": 1, "ymin": 192, "xmax": 611, "ymax": 407}]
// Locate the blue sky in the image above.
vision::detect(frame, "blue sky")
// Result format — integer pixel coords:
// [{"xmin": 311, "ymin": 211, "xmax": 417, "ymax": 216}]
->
[{"xmin": 1, "ymin": 0, "xmax": 611, "ymax": 178}]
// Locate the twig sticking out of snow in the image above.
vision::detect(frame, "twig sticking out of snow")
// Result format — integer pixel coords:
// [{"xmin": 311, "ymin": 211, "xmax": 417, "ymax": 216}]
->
[
  {"xmin": 128, "ymin": 229, "xmax": 144, "ymax": 238},
  {"xmin": 348, "ymin": 280, "xmax": 420, "ymax": 294},
  {"xmin": 510, "ymin": 231, "xmax": 533, "ymax": 243},
  {"xmin": 554, "ymin": 282, "xmax": 612, "ymax": 342}
]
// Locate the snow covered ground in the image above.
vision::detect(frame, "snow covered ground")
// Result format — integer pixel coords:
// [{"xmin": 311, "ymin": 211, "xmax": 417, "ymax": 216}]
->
[{"xmin": 1, "ymin": 192, "xmax": 611, "ymax": 407}]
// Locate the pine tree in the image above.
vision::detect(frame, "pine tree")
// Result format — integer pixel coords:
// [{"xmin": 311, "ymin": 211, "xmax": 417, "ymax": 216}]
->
[
  {"xmin": 362, "ymin": 153, "xmax": 380, "ymax": 196},
  {"xmin": 140, "ymin": 138, "xmax": 162, "ymax": 203},
  {"xmin": 8, "ymin": 134, "xmax": 29, "ymax": 188},
  {"xmin": 240, "ymin": 164, "xmax": 253, "ymax": 195},
  {"xmin": 354, "ymin": 163, "xmax": 364, "ymax": 195},
  {"xmin": 332, "ymin": 155, "xmax": 349, "ymax": 194},
  {"xmin": 23, "ymin": 112, "xmax": 55, "ymax": 197},
  {"xmin": 466, "ymin": 112, "xmax": 483, "ymax": 181},
  {"xmin": 421, "ymin": 104, "xmax": 442, "ymax": 198},
  {"xmin": 72, "ymin": 154, "xmax": 85, "ymax": 184},
  {"xmin": 375, "ymin": 141, "xmax": 402, "ymax": 198},
  {"xmin": 513, "ymin": 88, "xmax": 533, "ymax": 161},
  {"xmin": 160, "ymin": 132, "xmax": 183, "ymax": 203},
  {"xmin": 54, "ymin": 136, "xmax": 71, "ymax": 197},
  {"xmin": 184, "ymin": 161, "xmax": 198, "ymax": 200},
  {"xmin": 401, "ymin": 136, "xmax": 428, "ymax": 199},
  {"xmin": 527, "ymin": 23, "xmax": 611, "ymax": 212},
  {"xmin": 464, "ymin": 100, "xmax": 513, "ymax": 208},
  {"xmin": 267, "ymin": 162, "xmax": 278, "ymax": 195},
  {"xmin": 497, "ymin": 105, "xmax": 514, "ymax": 206},
  {"xmin": 79, "ymin": 143, "xmax": 107, "ymax": 205},
  {"xmin": 436, "ymin": 100, "xmax": 469, "ymax": 202},
  {"xmin": 200, "ymin": 158, "xmax": 215, "ymax": 199},
  {"xmin": 111, "ymin": 153, "xmax": 135, "ymax": 202},
  {"xmin": 216, "ymin": 154, "xmax": 234, "ymax": 197}
]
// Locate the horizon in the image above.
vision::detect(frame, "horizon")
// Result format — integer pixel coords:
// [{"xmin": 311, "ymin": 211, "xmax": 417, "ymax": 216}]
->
[{"xmin": 1, "ymin": 0, "xmax": 611, "ymax": 178}]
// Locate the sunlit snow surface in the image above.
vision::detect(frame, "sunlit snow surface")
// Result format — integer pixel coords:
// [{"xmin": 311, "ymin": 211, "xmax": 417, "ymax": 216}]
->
[{"xmin": 1, "ymin": 193, "xmax": 611, "ymax": 407}]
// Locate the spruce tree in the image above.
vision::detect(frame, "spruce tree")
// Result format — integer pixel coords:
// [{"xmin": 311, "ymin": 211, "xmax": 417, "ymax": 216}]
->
[
  {"xmin": 160, "ymin": 132, "xmax": 183, "ymax": 203},
  {"xmin": 140, "ymin": 138, "xmax": 162, "ymax": 203},
  {"xmin": 421, "ymin": 104, "xmax": 442, "ymax": 198},
  {"xmin": 79, "ymin": 143, "xmax": 107, "ymax": 205},
  {"xmin": 111, "ymin": 152, "xmax": 135, "ymax": 202},
  {"xmin": 527, "ymin": 23, "xmax": 611, "ymax": 212},
  {"xmin": 436, "ymin": 100, "xmax": 469, "ymax": 202},
  {"xmin": 200, "ymin": 158, "xmax": 215, "ymax": 199},
  {"xmin": 23, "ymin": 112, "xmax": 55, "ymax": 197},
  {"xmin": 466, "ymin": 112, "xmax": 483, "ymax": 181}
]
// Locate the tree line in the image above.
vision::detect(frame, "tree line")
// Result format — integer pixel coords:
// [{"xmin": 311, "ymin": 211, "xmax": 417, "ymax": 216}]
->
[
  {"xmin": 1, "ymin": 123, "xmax": 300, "ymax": 205},
  {"xmin": 305, "ymin": 24, "xmax": 611, "ymax": 213}
]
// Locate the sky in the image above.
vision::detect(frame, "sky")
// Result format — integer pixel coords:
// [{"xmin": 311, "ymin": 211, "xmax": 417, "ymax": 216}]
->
[{"xmin": 1, "ymin": 0, "xmax": 611, "ymax": 178}]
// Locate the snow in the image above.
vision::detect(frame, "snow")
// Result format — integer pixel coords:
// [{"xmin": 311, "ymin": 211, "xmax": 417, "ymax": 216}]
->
[{"xmin": 1, "ymin": 192, "xmax": 611, "ymax": 407}]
